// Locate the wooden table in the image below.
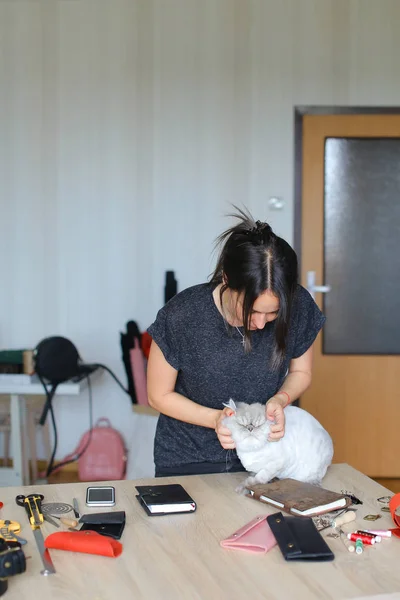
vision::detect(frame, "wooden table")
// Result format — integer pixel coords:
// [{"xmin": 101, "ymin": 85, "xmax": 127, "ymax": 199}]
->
[{"xmin": 2, "ymin": 464, "xmax": 400, "ymax": 600}]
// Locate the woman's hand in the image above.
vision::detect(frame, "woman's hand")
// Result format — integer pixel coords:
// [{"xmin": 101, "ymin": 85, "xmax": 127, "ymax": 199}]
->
[
  {"xmin": 215, "ymin": 407, "xmax": 236, "ymax": 449},
  {"xmin": 265, "ymin": 396, "xmax": 286, "ymax": 441}
]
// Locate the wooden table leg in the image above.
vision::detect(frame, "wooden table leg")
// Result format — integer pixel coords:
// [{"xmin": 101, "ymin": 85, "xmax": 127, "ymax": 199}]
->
[{"xmin": 10, "ymin": 394, "xmax": 28, "ymax": 485}]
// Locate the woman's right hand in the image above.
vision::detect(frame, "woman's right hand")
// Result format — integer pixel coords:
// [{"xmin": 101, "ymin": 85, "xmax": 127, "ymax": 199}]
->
[{"xmin": 215, "ymin": 407, "xmax": 236, "ymax": 449}]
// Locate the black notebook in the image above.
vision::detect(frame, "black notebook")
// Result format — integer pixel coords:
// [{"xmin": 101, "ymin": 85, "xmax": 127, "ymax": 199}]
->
[{"xmin": 135, "ymin": 484, "xmax": 197, "ymax": 516}]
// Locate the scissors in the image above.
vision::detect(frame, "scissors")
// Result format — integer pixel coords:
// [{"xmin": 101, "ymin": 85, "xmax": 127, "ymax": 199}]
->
[
  {"xmin": 15, "ymin": 493, "xmax": 56, "ymax": 575},
  {"xmin": 15, "ymin": 494, "xmax": 45, "ymax": 528},
  {"xmin": 15, "ymin": 494, "xmax": 60, "ymax": 528}
]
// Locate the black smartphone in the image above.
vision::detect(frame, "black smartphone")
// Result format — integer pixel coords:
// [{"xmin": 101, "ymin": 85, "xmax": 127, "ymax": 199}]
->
[{"xmin": 79, "ymin": 521, "xmax": 125, "ymax": 540}]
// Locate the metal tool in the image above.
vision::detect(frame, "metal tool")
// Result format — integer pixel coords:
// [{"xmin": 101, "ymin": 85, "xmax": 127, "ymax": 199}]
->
[
  {"xmin": 43, "ymin": 513, "xmax": 60, "ymax": 528},
  {"xmin": 15, "ymin": 493, "xmax": 56, "ymax": 575},
  {"xmin": 51, "ymin": 515, "xmax": 78, "ymax": 529},
  {"xmin": 317, "ymin": 508, "xmax": 356, "ymax": 532},
  {"xmin": 377, "ymin": 496, "xmax": 392, "ymax": 504},
  {"xmin": 42, "ymin": 503, "xmax": 78, "ymax": 528},
  {"xmin": 320, "ymin": 510, "xmax": 358, "ymax": 551},
  {"xmin": 0, "ymin": 520, "xmax": 27, "ymax": 545},
  {"xmin": 73, "ymin": 498, "xmax": 80, "ymax": 519},
  {"xmin": 42, "ymin": 502, "xmax": 73, "ymax": 516}
]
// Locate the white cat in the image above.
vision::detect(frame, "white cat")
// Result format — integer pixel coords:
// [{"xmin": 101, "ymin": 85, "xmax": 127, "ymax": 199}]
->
[{"xmin": 223, "ymin": 400, "xmax": 333, "ymax": 493}]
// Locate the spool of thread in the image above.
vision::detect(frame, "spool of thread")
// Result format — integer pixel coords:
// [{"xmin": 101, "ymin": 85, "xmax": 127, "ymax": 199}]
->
[
  {"xmin": 355, "ymin": 539, "xmax": 364, "ymax": 554},
  {"xmin": 356, "ymin": 530, "xmax": 381, "ymax": 542},
  {"xmin": 364, "ymin": 529, "xmax": 391, "ymax": 538},
  {"xmin": 23, "ymin": 350, "xmax": 34, "ymax": 375},
  {"xmin": 348, "ymin": 533, "xmax": 375, "ymax": 545},
  {"xmin": 333, "ymin": 511, "xmax": 356, "ymax": 528}
]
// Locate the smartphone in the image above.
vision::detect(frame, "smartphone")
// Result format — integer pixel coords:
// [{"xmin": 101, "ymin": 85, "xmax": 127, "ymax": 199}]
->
[{"xmin": 85, "ymin": 486, "xmax": 116, "ymax": 507}]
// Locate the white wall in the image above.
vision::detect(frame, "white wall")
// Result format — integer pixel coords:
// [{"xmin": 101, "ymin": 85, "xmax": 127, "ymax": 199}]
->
[{"xmin": 1, "ymin": 0, "xmax": 400, "ymax": 478}]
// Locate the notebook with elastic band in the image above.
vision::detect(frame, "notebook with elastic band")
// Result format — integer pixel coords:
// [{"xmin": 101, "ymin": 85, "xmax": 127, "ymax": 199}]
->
[
  {"xmin": 246, "ymin": 478, "xmax": 350, "ymax": 517},
  {"xmin": 135, "ymin": 484, "xmax": 197, "ymax": 516}
]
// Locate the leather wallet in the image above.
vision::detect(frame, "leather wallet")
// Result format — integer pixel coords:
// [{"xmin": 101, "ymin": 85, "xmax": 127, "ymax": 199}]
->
[
  {"xmin": 44, "ymin": 531, "xmax": 123, "ymax": 557},
  {"xmin": 220, "ymin": 515, "xmax": 277, "ymax": 554},
  {"xmin": 267, "ymin": 512, "xmax": 334, "ymax": 561},
  {"xmin": 78, "ymin": 511, "xmax": 126, "ymax": 540},
  {"xmin": 79, "ymin": 511, "xmax": 126, "ymax": 524}
]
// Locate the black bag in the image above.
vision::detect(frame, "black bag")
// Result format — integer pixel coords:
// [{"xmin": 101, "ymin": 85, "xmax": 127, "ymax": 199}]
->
[{"xmin": 34, "ymin": 336, "xmax": 81, "ymax": 384}]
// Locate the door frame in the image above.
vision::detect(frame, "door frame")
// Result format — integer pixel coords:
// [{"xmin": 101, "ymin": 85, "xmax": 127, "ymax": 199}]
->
[
  {"xmin": 293, "ymin": 106, "xmax": 400, "ymax": 262},
  {"xmin": 293, "ymin": 110, "xmax": 400, "ymax": 475}
]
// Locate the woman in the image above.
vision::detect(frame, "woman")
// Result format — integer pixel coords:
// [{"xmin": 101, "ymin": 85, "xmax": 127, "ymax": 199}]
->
[{"xmin": 147, "ymin": 210, "xmax": 325, "ymax": 477}]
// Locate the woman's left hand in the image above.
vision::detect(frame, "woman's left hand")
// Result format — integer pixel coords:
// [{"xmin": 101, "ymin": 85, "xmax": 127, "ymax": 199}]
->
[{"xmin": 265, "ymin": 396, "xmax": 286, "ymax": 441}]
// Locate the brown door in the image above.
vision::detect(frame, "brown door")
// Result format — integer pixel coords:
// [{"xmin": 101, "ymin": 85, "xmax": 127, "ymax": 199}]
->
[{"xmin": 301, "ymin": 114, "xmax": 400, "ymax": 478}]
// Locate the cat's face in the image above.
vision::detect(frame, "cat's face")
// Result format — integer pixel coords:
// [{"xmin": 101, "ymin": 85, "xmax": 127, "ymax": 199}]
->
[{"xmin": 224, "ymin": 402, "xmax": 270, "ymax": 451}]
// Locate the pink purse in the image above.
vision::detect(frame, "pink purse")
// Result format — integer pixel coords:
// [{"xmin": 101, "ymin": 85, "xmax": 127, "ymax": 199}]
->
[
  {"xmin": 47, "ymin": 418, "xmax": 127, "ymax": 481},
  {"xmin": 220, "ymin": 515, "xmax": 277, "ymax": 554},
  {"xmin": 77, "ymin": 418, "xmax": 127, "ymax": 481}
]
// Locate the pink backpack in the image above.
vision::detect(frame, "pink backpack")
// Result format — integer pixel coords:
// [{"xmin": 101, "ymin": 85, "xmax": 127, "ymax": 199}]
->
[
  {"xmin": 78, "ymin": 418, "xmax": 127, "ymax": 481},
  {"xmin": 67, "ymin": 418, "xmax": 128, "ymax": 481}
]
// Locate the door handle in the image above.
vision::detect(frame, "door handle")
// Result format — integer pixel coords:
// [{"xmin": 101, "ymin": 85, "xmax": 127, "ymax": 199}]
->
[{"xmin": 306, "ymin": 271, "xmax": 331, "ymax": 300}]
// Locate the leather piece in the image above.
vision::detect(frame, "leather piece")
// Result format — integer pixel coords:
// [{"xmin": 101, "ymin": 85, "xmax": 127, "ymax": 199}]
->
[
  {"xmin": 79, "ymin": 511, "xmax": 125, "ymax": 525},
  {"xmin": 44, "ymin": 531, "xmax": 123, "ymax": 557},
  {"xmin": 267, "ymin": 512, "xmax": 334, "ymax": 561},
  {"xmin": 79, "ymin": 522, "xmax": 125, "ymax": 540},
  {"xmin": 389, "ymin": 493, "xmax": 400, "ymax": 537},
  {"xmin": 220, "ymin": 515, "xmax": 277, "ymax": 554}
]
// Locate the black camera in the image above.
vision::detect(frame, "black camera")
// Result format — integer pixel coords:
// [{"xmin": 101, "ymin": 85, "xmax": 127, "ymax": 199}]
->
[{"xmin": 0, "ymin": 539, "xmax": 26, "ymax": 596}]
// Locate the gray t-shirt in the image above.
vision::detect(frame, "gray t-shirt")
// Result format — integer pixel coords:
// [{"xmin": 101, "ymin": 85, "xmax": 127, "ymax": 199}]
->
[{"xmin": 148, "ymin": 283, "xmax": 325, "ymax": 471}]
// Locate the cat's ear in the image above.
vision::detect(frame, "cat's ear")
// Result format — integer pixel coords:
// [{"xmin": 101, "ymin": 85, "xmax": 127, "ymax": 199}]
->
[{"xmin": 222, "ymin": 399, "xmax": 237, "ymax": 414}]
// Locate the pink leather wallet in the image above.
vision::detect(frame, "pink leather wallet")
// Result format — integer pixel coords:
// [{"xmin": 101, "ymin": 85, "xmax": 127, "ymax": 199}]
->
[{"xmin": 220, "ymin": 515, "xmax": 277, "ymax": 554}]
